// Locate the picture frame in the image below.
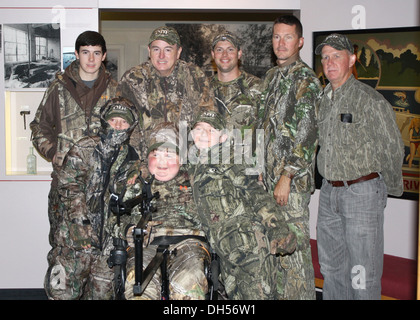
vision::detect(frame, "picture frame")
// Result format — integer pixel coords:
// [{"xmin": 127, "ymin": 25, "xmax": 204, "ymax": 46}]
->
[
  {"xmin": 3, "ymin": 23, "xmax": 61, "ymax": 89},
  {"xmin": 313, "ymin": 27, "xmax": 420, "ymax": 200}
]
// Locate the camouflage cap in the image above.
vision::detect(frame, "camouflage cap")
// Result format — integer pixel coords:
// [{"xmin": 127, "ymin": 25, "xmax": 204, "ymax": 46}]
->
[
  {"xmin": 212, "ymin": 31, "xmax": 241, "ymax": 50},
  {"xmin": 149, "ymin": 26, "xmax": 181, "ymax": 46},
  {"xmin": 104, "ymin": 97, "xmax": 135, "ymax": 125},
  {"xmin": 193, "ymin": 110, "xmax": 226, "ymax": 131},
  {"xmin": 315, "ymin": 33, "xmax": 353, "ymax": 55},
  {"xmin": 147, "ymin": 122, "xmax": 180, "ymax": 154}
]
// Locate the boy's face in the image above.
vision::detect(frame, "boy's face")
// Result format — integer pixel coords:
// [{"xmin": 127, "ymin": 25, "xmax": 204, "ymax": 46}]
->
[
  {"xmin": 107, "ymin": 117, "xmax": 130, "ymax": 130},
  {"xmin": 192, "ymin": 122, "xmax": 226, "ymax": 150},
  {"xmin": 75, "ymin": 45, "xmax": 106, "ymax": 81},
  {"xmin": 148, "ymin": 147, "xmax": 180, "ymax": 181}
]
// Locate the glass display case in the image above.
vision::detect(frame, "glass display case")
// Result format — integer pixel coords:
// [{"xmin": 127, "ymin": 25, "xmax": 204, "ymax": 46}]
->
[{"xmin": 5, "ymin": 90, "xmax": 52, "ymax": 177}]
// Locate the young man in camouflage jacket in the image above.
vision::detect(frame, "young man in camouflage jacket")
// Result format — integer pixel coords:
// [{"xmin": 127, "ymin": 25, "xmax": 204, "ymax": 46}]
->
[
  {"xmin": 30, "ymin": 31, "xmax": 117, "ymax": 251},
  {"xmin": 45, "ymin": 97, "xmax": 140, "ymax": 299}
]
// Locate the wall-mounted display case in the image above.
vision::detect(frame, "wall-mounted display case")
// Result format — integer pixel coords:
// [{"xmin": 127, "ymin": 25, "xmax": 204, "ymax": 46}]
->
[{"xmin": 5, "ymin": 90, "xmax": 52, "ymax": 177}]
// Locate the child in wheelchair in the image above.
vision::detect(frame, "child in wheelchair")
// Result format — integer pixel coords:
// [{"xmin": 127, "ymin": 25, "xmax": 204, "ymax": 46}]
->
[{"xmin": 122, "ymin": 122, "xmax": 211, "ymax": 300}]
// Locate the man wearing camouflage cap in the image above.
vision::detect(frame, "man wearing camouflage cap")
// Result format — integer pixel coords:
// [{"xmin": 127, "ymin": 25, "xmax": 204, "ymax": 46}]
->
[
  {"xmin": 210, "ymin": 31, "xmax": 261, "ymax": 164},
  {"xmin": 118, "ymin": 26, "xmax": 217, "ymax": 160},
  {"xmin": 258, "ymin": 15, "xmax": 322, "ymax": 300},
  {"xmin": 315, "ymin": 33, "xmax": 404, "ymax": 300}
]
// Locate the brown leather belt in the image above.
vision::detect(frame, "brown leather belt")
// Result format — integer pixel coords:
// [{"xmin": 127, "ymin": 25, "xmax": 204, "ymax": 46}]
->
[{"xmin": 328, "ymin": 172, "xmax": 379, "ymax": 187}]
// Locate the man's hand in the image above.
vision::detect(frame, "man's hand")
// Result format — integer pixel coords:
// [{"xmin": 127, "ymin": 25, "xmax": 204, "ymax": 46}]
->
[{"xmin": 273, "ymin": 175, "xmax": 291, "ymax": 206}]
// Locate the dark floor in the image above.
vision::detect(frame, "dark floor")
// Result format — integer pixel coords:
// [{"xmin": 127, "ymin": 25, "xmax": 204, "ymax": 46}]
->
[
  {"xmin": 0, "ymin": 288, "xmax": 323, "ymax": 300},
  {"xmin": 0, "ymin": 289, "xmax": 48, "ymax": 300}
]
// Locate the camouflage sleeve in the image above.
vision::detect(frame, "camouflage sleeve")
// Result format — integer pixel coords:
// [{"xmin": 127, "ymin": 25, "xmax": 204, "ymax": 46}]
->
[
  {"xmin": 30, "ymin": 84, "xmax": 61, "ymax": 161},
  {"xmin": 56, "ymin": 143, "xmax": 92, "ymax": 221},
  {"xmin": 227, "ymin": 165, "xmax": 296, "ymax": 254},
  {"xmin": 55, "ymin": 142, "xmax": 95, "ymax": 248},
  {"xmin": 111, "ymin": 179, "xmax": 144, "ymax": 241},
  {"xmin": 117, "ymin": 68, "xmax": 147, "ymax": 157},
  {"xmin": 374, "ymin": 96, "xmax": 404, "ymax": 196},
  {"xmin": 189, "ymin": 64, "xmax": 217, "ymax": 116},
  {"xmin": 281, "ymin": 76, "xmax": 320, "ymax": 179}
]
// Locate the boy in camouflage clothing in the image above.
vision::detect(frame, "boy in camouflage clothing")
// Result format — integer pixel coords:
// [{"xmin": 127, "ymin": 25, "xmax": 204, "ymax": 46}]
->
[
  {"xmin": 45, "ymin": 97, "xmax": 141, "ymax": 299},
  {"xmin": 30, "ymin": 31, "xmax": 117, "ymax": 250},
  {"xmin": 189, "ymin": 111, "xmax": 296, "ymax": 300},
  {"xmin": 124, "ymin": 122, "xmax": 210, "ymax": 300}
]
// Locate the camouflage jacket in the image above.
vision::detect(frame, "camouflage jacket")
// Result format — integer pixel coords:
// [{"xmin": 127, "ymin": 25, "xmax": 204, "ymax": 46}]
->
[
  {"xmin": 118, "ymin": 59, "xmax": 216, "ymax": 159},
  {"xmin": 30, "ymin": 60, "xmax": 117, "ymax": 185},
  {"xmin": 146, "ymin": 166, "xmax": 205, "ymax": 242},
  {"xmin": 210, "ymin": 71, "xmax": 261, "ymax": 133},
  {"xmin": 55, "ymin": 102, "xmax": 140, "ymax": 252},
  {"xmin": 260, "ymin": 58, "xmax": 321, "ymax": 194},
  {"xmin": 188, "ymin": 142, "xmax": 296, "ymax": 255},
  {"xmin": 317, "ymin": 74, "xmax": 404, "ymax": 196}
]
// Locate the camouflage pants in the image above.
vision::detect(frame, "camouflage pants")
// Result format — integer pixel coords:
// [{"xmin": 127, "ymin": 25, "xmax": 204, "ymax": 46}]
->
[
  {"xmin": 48, "ymin": 186, "xmax": 60, "ymax": 247},
  {"xmin": 276, "ymin": 192, "xmax": 316, "ymax": 300},
  {"xmin": 44, "ymin": 246, "xmax": 114, "ymax": 300},
  {"xmin": 125, "ymin": 238, "xmax": 210, "ymax": 300},
  {"xmin": 209, "ymin": 218, "xmax": 279, "ymax": 300}
]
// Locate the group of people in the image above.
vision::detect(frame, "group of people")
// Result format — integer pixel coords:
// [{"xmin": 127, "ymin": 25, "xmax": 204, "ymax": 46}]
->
[{"xmin": 30, "ymin": 14, "xmax": 403, "ymax": 300}]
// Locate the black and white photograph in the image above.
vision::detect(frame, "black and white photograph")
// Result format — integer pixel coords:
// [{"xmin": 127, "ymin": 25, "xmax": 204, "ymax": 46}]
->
[{"xmin": 4, "ymin": 23, "xmax": 61, "ymax": 89}]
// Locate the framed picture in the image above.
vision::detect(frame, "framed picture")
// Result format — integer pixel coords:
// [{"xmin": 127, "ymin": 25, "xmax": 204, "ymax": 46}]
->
[
  {"xmin": 106, "ymin": 44, "xmax": 125, "ymax": 81},
  {"xmin": 313, "ymin": 27, "xmax": 420, "ymax": 200},
  {"xmin": 3, "ymin": 23, "xmax": 61, "ymax": 89}
]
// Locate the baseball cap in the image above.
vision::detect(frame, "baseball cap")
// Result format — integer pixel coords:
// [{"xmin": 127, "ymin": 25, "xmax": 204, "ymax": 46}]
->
[
  {"xmin": 315, "ymin": 33, "xmax": 353, "ymax": 55},
  {"xmin": 147, "ymin": 122, "xmax": 180, "ymax": 154},
  {"xmin": 149, "ymin": 26, "xmax": 181, "ymax": 46},
  {"xmin": 194, "ymin": 110, "xmax": 226, "ymax": 131},
  {"xmin": 104, "ymin": 97, "xmax": 135, "ymax": 125},
  {"xmin": 212, "ymin": 31, "xmax": 241, "ymax": 50}
]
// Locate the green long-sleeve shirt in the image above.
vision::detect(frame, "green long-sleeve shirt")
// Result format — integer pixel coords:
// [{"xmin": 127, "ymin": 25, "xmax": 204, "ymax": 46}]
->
[
  {"xmin": 317, "ymin": 74, "xmax": 404, "ymax": 196},
  {"xmin": 260, "ymin": 58, "xmax": 322, "ymax": 194}
]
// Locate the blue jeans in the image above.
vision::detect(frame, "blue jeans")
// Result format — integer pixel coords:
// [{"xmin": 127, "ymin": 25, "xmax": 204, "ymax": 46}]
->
[{"xmin": 317, "ymin": 175, "xmax": 387, "ymax": 300}]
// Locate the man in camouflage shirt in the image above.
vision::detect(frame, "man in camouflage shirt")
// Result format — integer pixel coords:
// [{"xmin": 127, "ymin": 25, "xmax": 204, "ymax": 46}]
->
[
  {"xmin": 315, "ymin": 34, "xmax": 403, "ymax": 299},
  {"xmin": 30, "ymin": 31, "xmax": 117, "ymax": 250},
  {"xmin": 189, "ymin": 111, "xmax": 296, "ymax": 300},
  {"xmin": 118, "ymin": 26, "xmax": 216, "ymax": 159},
  {"xmin": 45, "ymin": 97, "xmax": 140, "ymax": 299},
  {"xmin": 259, "ymin": 16, "xmax": 322, "ymax": 300},
  {"xmin": 209, "ymin": 30, "xmax": 261, "ymax": 161}
]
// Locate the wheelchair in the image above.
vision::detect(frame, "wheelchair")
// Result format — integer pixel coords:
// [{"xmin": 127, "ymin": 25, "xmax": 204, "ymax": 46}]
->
[{"xmin": 107, "ymin": 174, "xmax": 221, "ymax": 300}]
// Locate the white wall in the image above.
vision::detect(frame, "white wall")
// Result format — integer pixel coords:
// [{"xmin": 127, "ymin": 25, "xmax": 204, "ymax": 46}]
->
[
  {"xmin": 0, "ymin": 0, "xmax": 418, "ymax": 289},
  {"xmin": 0, "ymin": 4, "xmax": 100, "ymax": 289}
]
